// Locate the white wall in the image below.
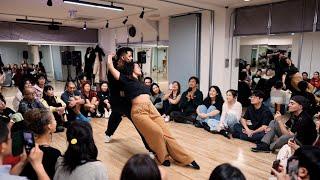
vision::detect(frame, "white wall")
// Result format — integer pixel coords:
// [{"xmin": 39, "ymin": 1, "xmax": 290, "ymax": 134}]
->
[{"xmin": 0, "ymin": 42, "xmax": 30, "ymax": 65}]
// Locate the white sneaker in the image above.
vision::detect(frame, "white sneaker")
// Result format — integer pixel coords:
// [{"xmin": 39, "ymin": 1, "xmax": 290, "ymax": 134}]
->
[
  {"xmin": 164, "ymin": 115, "xmax": 170, "ymax": 122},
  {"xmin": 148, "ymin": 151, "xmax": 155, "ymax": 159},
  {"xmin": 105, "ymin": 135, "xmax": 112, "ymax": 143}
]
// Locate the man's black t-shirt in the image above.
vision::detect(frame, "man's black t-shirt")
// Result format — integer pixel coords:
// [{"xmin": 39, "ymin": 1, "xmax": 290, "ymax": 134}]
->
[
  {"xmin": 20, "ymin": 146, "xmax": 61, "ymax": 180},
  {"xmin": 243, "ymin": 104, "xmax": 273, "ymax": 130},
  {"xmin": 285, "ymin": 111, "xmax": 317, "ymax": 145}
]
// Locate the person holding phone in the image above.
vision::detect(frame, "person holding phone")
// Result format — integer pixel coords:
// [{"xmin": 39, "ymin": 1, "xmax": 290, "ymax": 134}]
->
[{"xmin": 0, "ymin": 121, "xmax": 50, "ymax": 180}]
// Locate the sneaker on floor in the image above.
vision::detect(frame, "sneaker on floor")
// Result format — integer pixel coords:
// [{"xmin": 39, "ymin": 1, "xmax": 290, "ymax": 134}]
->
[
  {"xmin": 251, "ymin": 142, "xmax": 271, "ymax": 153},
  {"xmin": 164, "ymin": 115, "xmax": 170, "ymax": 122},
  {"xmin": 148, "ymin": 151, "xmax": 155, "ymax": 159},
  {"xmin": 105, "ymin": 135, "xmax": 112, "ymax": 143},
  {"xmin": 162, "ymin": 160, "xmax": 171, "ymax": 167},
  {"xmin": 188, "ymin": 161, "xmax": 200, "ymax": 170},
  {"xmin": 194, "ymin": 121, "xmax": 203, "ymax": 128},
  {"xmin": 202, "ymin": 122, "xmax": 211, "ymax": 132},
  {"xmin": 219, "ymin": 130, "xmax": 231, "ymax": 139}
]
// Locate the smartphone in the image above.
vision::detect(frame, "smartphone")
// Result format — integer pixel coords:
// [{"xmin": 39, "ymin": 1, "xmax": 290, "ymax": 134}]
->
[
  {"xmin": 287, "ymin": 159, "xmax": 299, "ymax": 180},
  {"xmin": 12, "ymin": 131, "xmax": 24, "ymax": 156},
  {"xmin": 23, "ymin": 132, "xmax": 35, "ymax": 154}
]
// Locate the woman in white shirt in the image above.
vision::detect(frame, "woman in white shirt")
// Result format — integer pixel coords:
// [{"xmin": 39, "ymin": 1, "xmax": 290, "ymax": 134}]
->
[{"xmin": 215, "ymin": 89, "xmax": 242, "ymax": 139}]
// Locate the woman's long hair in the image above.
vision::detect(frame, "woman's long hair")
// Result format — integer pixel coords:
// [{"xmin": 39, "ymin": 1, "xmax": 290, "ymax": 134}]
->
[
  {"xmin": 203, "ymin": 86, "xmax": 224, "ymax": 107},
  {"xmin": 63, "ymin": 121, "xmax": 98, "ymax": 173},
  {"xmin": 150, "ymin": 83, "xmax": 161, "ymax": 96},
  {"xmin": 170, "ymin": 81, "xmax": 181, "ymax": 98},
  {"xmin": 42, "ymin": 85, "xmax": 60, "ymax": 107}
]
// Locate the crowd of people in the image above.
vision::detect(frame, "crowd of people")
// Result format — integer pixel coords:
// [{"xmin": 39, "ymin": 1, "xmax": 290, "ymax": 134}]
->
[{"xmin": 0, "ymin": 47, "xmax": 320, "ymax": 180}]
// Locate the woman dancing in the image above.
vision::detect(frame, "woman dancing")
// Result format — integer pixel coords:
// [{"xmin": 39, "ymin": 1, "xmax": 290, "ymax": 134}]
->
[{"xmin": 107, "ymin": 54, "xmax": 200, "ymax": 169}]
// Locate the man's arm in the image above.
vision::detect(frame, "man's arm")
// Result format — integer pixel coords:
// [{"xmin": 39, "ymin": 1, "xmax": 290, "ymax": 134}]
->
[
  {"xmin": 107, "ymin": 54, "xmax": 120, "ymax": 80},
  {"xmin": 275, "ymin": 112, "xmax": 291, "ymax": 135}
]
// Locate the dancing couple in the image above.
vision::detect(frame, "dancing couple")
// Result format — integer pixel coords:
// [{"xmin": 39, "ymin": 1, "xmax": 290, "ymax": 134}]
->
[{"xmin": 107, "ymin": 52, "xmax": 200, "ymax": 169}]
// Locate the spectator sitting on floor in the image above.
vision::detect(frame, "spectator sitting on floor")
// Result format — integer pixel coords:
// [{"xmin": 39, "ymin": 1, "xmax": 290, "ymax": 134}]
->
[
  {"xmin": 20, "ymin": 109, "xmax": 61, "ymax": 180},
  {"xmin": 33, "ymin": 73, "xmax": 46, "ymax": 100},
  {"xmin": 171, "ymin": 76, "xmax": 203, "ymax": 124},
  {"xmin": 97, "ymin": 81, "xmax": 111, "ymax": 118},
  {"xmin": 150, "ymin": 83, "xmax": 164, "ymax": 115},
  {"xmin": 41, "ymin": 85, "xmax": 66, "ymax": 132},
  {"xmin": 12, "ymin": 78, "xmax": 33, "ymax": 111},
  {"xmin": 18, "ymin": 87, "xmax": 45, "ymax": 115},
  {"xmin": 61, "ymin": 81, "xmax": 90, "ymax": 123},
  {"xmin": 232, "ymin": 90, "xmax": 273, "ymax": 143},
  {"xmin": 143, "ymin": 77, "xmax": 153, "ymax": 88},
  {"xmin": 252, "ymin": 95, "xmax": 317, "ymax": 153},
  {"xmin": 162, "ymin": 81, "xmax": 182, "ymax": 122},
  {"xmin": 81, "ymin": 81, "xmax": 99, "ymax": 117},
  {"xmin": 209, "ymin": 163, "xmax": 246, "ymax": 180},
  {"xmin": 195, "ymin": 86, "xmax": 224, "ymax": 131}
]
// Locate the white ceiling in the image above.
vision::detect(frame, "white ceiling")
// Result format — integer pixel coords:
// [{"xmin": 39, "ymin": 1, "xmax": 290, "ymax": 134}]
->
[{"xmin": 0, "ymin": 0, "xmax": 284, "ymax": 28}]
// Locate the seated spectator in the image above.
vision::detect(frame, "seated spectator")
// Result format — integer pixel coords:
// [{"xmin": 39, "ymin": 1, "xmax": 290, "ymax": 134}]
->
[
  {"xmin": 302, "ymin": 72, "xmax": 310, "ymax": 82},
  {"xmin": 120, "ymin": 154, "xmax": 167, "ymax": 180},
  {"xmin": 238, "ymin": 71, "xmax": 251, "ymax": 108},
  {"xmin": 12, "ymin": 78, "xmax": 33, "ymax": 111},
  {"xmin": 81, "ymin": 82, "xmax": 99, "ymax": 117},
  {"xmin": 0, "ymin": 94, "xmax": 16, "ymax": 120},
  {"xmin": 232, "ymin": 90, "xmax": 273, "ymax": 143},
  {"xmin": 143, "ymin": 77, "xmax": 153, "ymax": 88},
  {"xmin": 41, "ymin": 85, "xmax": 66, "ymax": 132},
  {"xmin": 0, "ymin": 121, "xmax": 50, "ymax": 180},
  {"xmin": 162, "ymin": 81, "xmax": 181, "ymax": 122},
  {"xmin": 20, "ymin": 109, "xmax": 61, "ymax": 179},
  {"xmin": 216, "ymin": 90, "xmax": 242, "ymax": 139},
  {"xmin": 252, "ymin": 96, "xmax": 317, "ymax": 152},
  {"xmin": 270, "ymin": 81, "xmax": 287, "ymax": 114},
  {"xmin": 209, "ymin": 163, "xmax": 246, "ymax": 180},
  {"xmin": 33, "ymin": 73, "xmax": 46, "ymax": 100},
  {"xmin": 295, "ymin": 81, "xmax": 318, "ymax": 116},
  {"xmin": 272, "ymin": 146, "xmax": 320, "ymax": 180},
  {"xmin": 61, "ymin": 81, "xmax": 90, "ymax": 123},
  {"xmin": 252, "ymin": 69, "xmax": 262, "ymax": 89},
  {"xmin": 97, "ymin": 82, "xmax": 111, "ymax": 118},
  {"xmin": 18, "ymin": 87, "xmax": 45, "ymax": 115},
  {"xmin": 76, "ymin": 73, "xmax": 88, "ymax": 90},
  {"xmin": 310, "ymin": 71, "xmax": 320, "ymax": 91},
  {"xmin": 150, "ymin": 83, "xmax": 164, "ymax": 115},
  {"xmin": 53, "ymin": 121, "xmax": 108, "ymax": 180},
  {"xmin": 171, "ymin": 77, "xmax": 203, "ymax": 124},
  {"xmin": 195, "ymin": 86, "xmax": 224, "ymax": 130}
]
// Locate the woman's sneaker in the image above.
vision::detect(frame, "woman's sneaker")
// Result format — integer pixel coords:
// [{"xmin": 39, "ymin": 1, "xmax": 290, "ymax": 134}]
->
[
  {"xmin": 105, "ymin": 135, "xmax": 112, "ymax": 143},
  {"xmin": 188, "ymin": 161, "xmax": 200, "ymax": 170}
]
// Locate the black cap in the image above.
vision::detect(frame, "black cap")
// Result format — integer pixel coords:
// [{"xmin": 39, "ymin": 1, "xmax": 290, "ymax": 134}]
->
[{"xmin": 290, "ymin": 95, "xmax": 309, "ymax": 109}]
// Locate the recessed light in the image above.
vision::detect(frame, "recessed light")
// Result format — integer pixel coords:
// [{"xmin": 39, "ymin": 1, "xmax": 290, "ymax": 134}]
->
[{"xmin": 244, "ymin": 0, "xmax": 251, "ymax": 2}]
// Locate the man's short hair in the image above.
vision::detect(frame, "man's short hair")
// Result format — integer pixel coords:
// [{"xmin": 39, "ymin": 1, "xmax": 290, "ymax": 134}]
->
[
  {"xmin": 252, "ymin": 90, "xmax": 265, "ymax": 100},
  {"xmin": 144, "ymin": 77, "xmax": 153, "ymax": 83},
  {"xmin": 188, "ymin": 76, "xmax": 199, "ymax": 84},
  {"xmin": 302, "ymin": 72, "xmax": 308, "ymax": 76},
  {"xmin": 116, "ymin": 47, "xmax": 133, "ymax": 60}
]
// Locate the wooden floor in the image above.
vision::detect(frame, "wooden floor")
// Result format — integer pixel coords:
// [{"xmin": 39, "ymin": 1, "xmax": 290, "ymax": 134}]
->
[
  {"xmin": 51, "ymin": 117, "xmax": 275, "ymax": 180},
  {"xmin": 2, "ymin": 83, "xmax": 276, "ymax": 180}
]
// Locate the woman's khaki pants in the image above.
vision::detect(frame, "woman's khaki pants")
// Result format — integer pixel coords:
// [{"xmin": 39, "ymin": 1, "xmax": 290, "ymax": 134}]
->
[{"xmin": 131, "ymin": 101, "xmax": 194, "ymax": 165}]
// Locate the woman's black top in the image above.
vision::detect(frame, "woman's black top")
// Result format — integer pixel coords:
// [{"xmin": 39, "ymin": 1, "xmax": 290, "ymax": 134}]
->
[
  {"xmin": 119, "ymin": 74, "xmax": 150, "ymax": 100},
  {"xmin": 20, "ymin": 146, "xmax": 61, "ymax": 180}
]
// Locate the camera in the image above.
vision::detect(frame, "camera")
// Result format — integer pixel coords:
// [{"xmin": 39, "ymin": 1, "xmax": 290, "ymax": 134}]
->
[{"xmin": 12, "ymin": 131, "xmax": 35, "ymax": 156}]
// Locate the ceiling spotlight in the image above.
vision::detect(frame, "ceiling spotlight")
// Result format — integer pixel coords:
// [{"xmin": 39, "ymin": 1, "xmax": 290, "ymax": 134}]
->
[
  {"xmin": 139, "ymin": 8, "xmax": 145, "ymax": 19},
  {"xmin": 83, "ymin": 21, "xmax": 87, "ymax": 30},
  {"xmin": 244, "ymin": 0, "xmax": 251, "ymax": 1},
  {"xmin": 47, "ymin": 0, "xmax": 52, "ymax": 6},
  {"xmin": 105, "ymin": 20, "xmax": 109, "ymax": 28},
  {"xmin": 122, "ymin": 16, "xmax": 128, "ymax": 25}
]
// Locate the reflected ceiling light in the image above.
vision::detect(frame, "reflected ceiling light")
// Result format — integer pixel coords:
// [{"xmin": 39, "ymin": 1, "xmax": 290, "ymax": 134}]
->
[
  {"xmin": 139, "ymin": 8, "xmax": 145, "ymax": 19},
  {"xmin": 123, "ymin": 16, "xmax": 128, "ymax": 25},
  {"xmin": 105, "ymin": 20, "xmax": 109, "ymax": 28},
  {"xmin": 244, "ymin": 0, "xmax": 251, "ymax": 1},
  {"xmin": 47, "ymin": 0, "xmax": 52, "ymax": 6},
  {"xmin": 83, "ymin": 21, "xmax": 87, "ymax": 30},
  {"xmin": 63, "ymin": 0, "xmax": 124, "ymax": 11}
]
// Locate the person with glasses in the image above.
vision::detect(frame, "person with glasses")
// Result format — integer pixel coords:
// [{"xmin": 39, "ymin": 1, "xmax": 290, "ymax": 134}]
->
[
  {"xmin": 232, "ymin": 90, "xmax": 273, "ymax": 143},
  {"xmin": 18, "ymin": 87, "xmax": 45, "ymax": 115}
]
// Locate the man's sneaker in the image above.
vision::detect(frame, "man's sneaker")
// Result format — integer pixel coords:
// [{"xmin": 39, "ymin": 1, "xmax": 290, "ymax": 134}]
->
[
  {"xmin": 202, "ymin": 122, "xmax": 211, "ymax": 132},
  {"xmin": 164, "ymin": 115, "xmax": 170, "ymax": 122},
  {"xmin": 148, "ymin": 151, "xmax": 155, "ymax": 159},
  {"xmin": 188, "ymin": 161, "xmax": 200, "ymax": 170},
  {"xmin": 251, "ymin": 142, "xmax": 271, "ymax": 153},
  {"xmin": 105, "ymin": 135, "xmax": 112, "ymax": 143},
  {"xmin": 219, "ymin": 129, "xmax": 231, "ymax": 139}
]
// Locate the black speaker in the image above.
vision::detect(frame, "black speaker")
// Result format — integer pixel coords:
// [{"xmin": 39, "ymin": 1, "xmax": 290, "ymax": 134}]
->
[
  {"xmin": 137, "ymin": 51, "xmax": 146, "ymax": 64},
  {"xmin": 71, "ymin": 51, "xmax": 81, "ymax": 66},
  {"xmin": 23, "ymin": 51, "xmax": 28, "ymax": 59},
  {"xmin": 61, "ymin": 51, "xmax": 72, "ymax": 65},
  {"xmin": 39, "ymin": 51, "xmax": 43, "ymax": 59}
]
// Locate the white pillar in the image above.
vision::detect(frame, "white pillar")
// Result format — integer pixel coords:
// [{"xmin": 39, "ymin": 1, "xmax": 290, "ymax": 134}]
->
[{"xmin": 31, "ymin": 45, "xmax": 40, "ymax": 65}]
